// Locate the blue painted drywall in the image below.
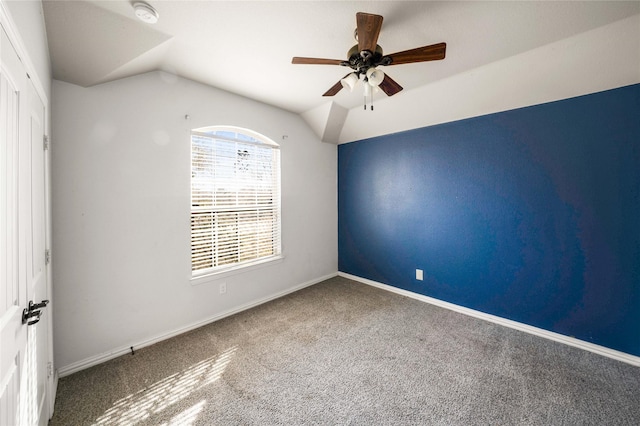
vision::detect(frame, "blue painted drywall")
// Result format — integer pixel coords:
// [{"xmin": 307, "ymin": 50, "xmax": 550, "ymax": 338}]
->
[{"xmin": 338, "ymin": 84, "xmax": 640, "ymax": 356}]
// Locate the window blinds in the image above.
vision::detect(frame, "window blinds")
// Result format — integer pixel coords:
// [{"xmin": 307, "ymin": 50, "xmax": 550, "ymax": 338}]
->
[{"xmin": 191, "ymin": 131, "xmax": 281, "ymax": 275}]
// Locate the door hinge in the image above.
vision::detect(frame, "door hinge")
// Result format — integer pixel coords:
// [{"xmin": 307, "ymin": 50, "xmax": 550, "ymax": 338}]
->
[
  {"xmin": 47, "ymin": 362, "xmax": 54, "ymax": 378},
  {"xmin": 45, "ymin": 249, "xmax": 51, "ymax": 265},
  {"xmin": 43, "ymin": 135, "xmax": 50, "ymax": 151}
]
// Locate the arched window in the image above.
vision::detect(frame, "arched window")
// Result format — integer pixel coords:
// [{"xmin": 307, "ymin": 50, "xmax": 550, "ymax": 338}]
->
[{"xmin": 191, "ymin": 126, "xmax": 281, "ymax": 276}]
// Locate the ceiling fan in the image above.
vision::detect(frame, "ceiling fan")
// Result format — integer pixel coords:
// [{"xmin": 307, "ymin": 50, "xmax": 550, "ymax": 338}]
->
[{"xmin": 292, "ymin": 12, "xmax": 446, "ymax": 106}]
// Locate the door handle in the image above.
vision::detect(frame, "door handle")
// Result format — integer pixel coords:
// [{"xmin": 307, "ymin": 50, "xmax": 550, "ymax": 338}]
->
[{"xmin": 22, "ymin": 300, "xmax": 49, "ymax": 326}]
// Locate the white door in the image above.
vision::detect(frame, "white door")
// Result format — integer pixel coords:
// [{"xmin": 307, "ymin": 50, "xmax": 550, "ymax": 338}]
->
[
  {"xmin": 1, "ymin": 23, "xmax": 28, "ymax": 425},
  {"xmin": 0, "ymin": 23, "xmax": 51, "ymax": 426}
]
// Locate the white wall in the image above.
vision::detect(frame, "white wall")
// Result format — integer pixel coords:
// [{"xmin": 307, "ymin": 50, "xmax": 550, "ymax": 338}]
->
[{"xmin": 51, "ymin": 71, "xmax": 337, "ymax": 372}]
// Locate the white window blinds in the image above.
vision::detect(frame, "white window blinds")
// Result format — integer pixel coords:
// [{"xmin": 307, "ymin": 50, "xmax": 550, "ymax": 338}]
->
[{"xmin": 191, "ymin": 128, "xmax": 281, "ymax": 276}]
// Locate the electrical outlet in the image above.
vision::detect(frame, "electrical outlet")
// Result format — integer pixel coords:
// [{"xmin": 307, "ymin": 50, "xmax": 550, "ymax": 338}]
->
[
  {"xmin": 219, "ymin": 282, "xmax": 227, "ymax": 294},
  {"xmin": 416, "ymin": 269, "xmax": 423, "ymax": 281}
]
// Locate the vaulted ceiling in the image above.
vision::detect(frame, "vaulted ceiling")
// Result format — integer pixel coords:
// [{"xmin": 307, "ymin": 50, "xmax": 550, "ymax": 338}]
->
[{"xmin": 41, "ymin": 1, "xmax": 640, "ymax": 143}]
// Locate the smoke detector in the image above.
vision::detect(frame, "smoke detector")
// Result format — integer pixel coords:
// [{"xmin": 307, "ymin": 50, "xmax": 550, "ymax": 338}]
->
[{"xmin": 133, "ymin": 2, "xmax": 159, "ymax": 24}]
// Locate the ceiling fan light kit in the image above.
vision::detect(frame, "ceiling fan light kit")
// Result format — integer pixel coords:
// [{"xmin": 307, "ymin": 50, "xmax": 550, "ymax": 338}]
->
[
  {"xmin": 366, "ymin": 67, "xmax": 385, "ymax": 86},
  {"xmin": 340, "ymin": 73, "xmax": 359, "ymax": 92},
  {"xmin": 292, "ymin": 12, "xmax": 446, "ymax": 111}
]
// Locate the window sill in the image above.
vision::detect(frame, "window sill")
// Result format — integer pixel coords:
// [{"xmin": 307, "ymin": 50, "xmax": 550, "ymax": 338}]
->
[{"xmin": 190, "ymin": 255, "xmax": 284, "ymax": 286}]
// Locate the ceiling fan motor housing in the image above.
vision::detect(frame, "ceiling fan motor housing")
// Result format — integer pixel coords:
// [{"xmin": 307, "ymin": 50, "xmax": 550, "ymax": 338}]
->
[{"xmin": 347, "ymin": 44, "xmax": 390, "ymax": 76}]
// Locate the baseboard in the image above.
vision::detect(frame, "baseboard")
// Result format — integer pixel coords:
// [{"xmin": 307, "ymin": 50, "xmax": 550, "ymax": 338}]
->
[
  {"xmin": 58, "ymin": 272, "xmax": 338, "ymax": 377},
  {"xmin": 338, "ymin": 272, "xmax": 640, "ymax": 367}
]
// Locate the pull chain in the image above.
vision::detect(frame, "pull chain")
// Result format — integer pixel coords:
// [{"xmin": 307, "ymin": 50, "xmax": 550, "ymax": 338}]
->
[{"xmin": 364, "ymin": 94, "xmax": 375, "ymax": 110}]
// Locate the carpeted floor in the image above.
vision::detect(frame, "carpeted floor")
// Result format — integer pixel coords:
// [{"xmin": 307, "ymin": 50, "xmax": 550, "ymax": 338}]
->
[{"xmin": 50, "ymin": 276, "xmax": 640, "ymax": 425}]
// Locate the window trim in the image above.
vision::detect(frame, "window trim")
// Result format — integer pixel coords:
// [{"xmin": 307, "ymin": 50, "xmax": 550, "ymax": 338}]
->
[
  {"xmin": 190, "ymin": 254, "xmax": 284, "ymax": 285},
  {"xmin": 190, "ymin": 125, "xmax": 281, "ymax": 279}
]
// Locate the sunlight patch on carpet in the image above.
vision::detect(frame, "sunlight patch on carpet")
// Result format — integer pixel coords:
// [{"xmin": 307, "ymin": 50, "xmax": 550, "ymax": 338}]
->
[
  {"xmin": 92, "ymin": 346, "xmax": 237, "ymax": 425},
  {"xmin": 159, "ymin": 400, "xmax": 206, "ymax": 426}
]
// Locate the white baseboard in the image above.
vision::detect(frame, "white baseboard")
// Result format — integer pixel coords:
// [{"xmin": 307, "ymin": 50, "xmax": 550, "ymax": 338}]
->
[
  {"xmin": 57, "ymin": 272, "xmax": 338, "ymax": 377},
  {"xmin": 58, "ymin": 270, "xmax": 639, "ymax": 377},
  {"xmin": 339, "ymin": 272, "xmax": 640, "ymax": 367}
]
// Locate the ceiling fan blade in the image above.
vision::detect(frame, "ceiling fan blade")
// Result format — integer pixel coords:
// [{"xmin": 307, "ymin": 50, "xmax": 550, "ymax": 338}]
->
[
  {"xmin": 323, "ymin": 78, "xmax": 346, "ymax": 97},
  {"xmin": 356, "ymin": 12, "xmax": 383, "ymax": 53},
  {"xmin": 378, "ymin": 74, "xmax": 403, "ymax": 96},
  {"xmin": 292, "ymin": 57, "xmax": 345, "ymax": 65},
  {"xmin": 385, "ymin": 42, "xmax": 446, "ymax": 65}
]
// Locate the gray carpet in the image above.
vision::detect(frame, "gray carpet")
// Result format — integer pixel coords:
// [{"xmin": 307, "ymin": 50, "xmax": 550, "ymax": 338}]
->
[{"xmin": 50, "ymin": 276, "xmax": 640, "ymax": 425}]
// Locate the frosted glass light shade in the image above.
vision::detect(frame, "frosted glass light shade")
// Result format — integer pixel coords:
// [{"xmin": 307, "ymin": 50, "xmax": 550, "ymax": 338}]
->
[
  {"xmin": 366, "ymin": 68, "xmax": 385, "ymax": 86},
  {"xmin": 340, "ymin": 73, "xmax": 359, "ymax": 92}
]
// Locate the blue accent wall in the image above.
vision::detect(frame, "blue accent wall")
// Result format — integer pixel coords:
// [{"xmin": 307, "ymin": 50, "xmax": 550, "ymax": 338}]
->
[{"xmin": 338, "ymin": 84, "xmax": 640, "ymax": 356}]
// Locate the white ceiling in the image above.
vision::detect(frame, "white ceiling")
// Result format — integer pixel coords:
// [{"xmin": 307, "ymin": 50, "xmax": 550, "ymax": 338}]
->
[{"xmin": 41, "ymin": 1, "xmax": 640, "ymax": 117}]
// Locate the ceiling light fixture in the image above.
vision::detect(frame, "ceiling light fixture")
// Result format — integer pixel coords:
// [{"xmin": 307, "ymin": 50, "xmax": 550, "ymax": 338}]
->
[
  {"xmin": 292, "ymin": 12, "xmax": 447, "ymax": 111},
  {"xmin": 133, "ymin": 2, "xmax": 159, "ymax": 24},
  {"xmin": 366, "ymin": 67, "xmax": 384, "ymax": 87},
  {"xmin": 340, "ymin": 73, "xmax": 359, "ymax": 92},
  {"xmin": 339, "ymin": 67, "xmax": 385, "ymax": 110}
]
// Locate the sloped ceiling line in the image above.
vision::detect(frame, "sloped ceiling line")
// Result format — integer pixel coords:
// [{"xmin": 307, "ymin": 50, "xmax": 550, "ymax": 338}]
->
[{"xmin": 41, "ymin": 1, "xmax": 640, "ymax": 142}]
